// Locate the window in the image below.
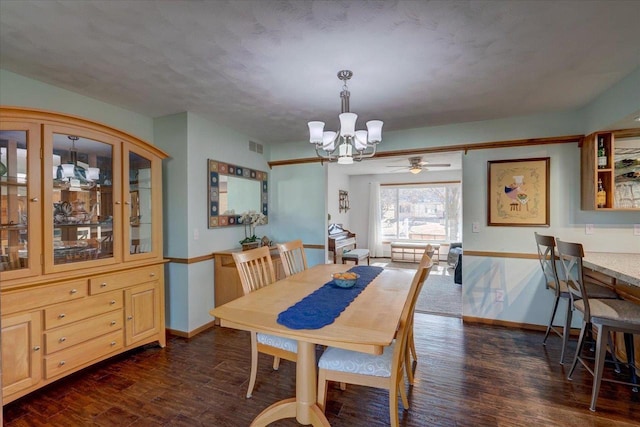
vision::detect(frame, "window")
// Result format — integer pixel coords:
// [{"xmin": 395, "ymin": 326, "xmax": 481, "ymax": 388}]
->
[{"xmin": 380, "ymin": 183, "xmax": 461, "ymax": 241}]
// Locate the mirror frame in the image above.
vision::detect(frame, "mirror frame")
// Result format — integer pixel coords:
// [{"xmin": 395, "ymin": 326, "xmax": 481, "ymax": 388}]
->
[{"xmin": 207, "ymin": 159, "xmax": 268, "ymax": 228}]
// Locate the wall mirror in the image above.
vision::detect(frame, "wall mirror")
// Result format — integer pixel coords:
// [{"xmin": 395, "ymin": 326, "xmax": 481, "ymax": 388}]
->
[{"xmin": 208, "ymin": 159, "xmax": 268, "ymax": 228}]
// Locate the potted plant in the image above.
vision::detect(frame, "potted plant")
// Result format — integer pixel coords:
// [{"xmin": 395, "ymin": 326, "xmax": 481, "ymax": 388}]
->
[{"xmin": 239, "ymin": 210, "xmax": 267, "ymax": 250}]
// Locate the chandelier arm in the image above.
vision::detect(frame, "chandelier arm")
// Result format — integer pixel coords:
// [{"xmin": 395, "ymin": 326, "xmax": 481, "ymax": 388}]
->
[
  {"xmin": 353, "ymin": 145, "xmax": 377, "ymax": 162},
  {"xmin": 314, "ymin": 145, "xmax": 335, "ymax": 161}
]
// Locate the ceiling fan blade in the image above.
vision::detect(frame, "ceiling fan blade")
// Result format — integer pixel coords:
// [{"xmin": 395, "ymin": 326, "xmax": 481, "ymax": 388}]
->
[{"xmin": 423, "ymin": 163, "xmax": 451, "ymax": 167}]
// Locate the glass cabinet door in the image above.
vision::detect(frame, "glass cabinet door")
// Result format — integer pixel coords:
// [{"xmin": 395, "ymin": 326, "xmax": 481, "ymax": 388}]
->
[
  {"xmin": 124, "ymin": 145, "xmax": 161, "ymax": 260},
  {"xmin": 0, "ymin": 123, "xmax": 42, "ymax": 280},
  {"xmin": 44, "ymin": 125, "xmax": 121, "ymax": 272}
]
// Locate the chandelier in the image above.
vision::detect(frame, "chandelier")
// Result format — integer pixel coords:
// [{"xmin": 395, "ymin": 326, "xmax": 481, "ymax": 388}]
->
[{"xmin": 308, "ymin": 70, "xmax": 383, "ymax": 164}]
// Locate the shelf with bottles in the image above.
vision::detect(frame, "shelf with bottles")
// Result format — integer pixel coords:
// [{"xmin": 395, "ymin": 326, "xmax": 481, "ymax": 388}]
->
[
  {"xmin": 581, "ymin": 129, "xmax": 640, "ymax": 210},
  {"xmin": 596, "ymin": 133, "xmax": 612, "ymax": 171}
]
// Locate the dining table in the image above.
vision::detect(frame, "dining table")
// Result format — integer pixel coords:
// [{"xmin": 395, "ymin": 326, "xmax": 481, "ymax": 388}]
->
[{"xmin": 210, "ymin": 263, "xmax": 415, "ymax": 427}]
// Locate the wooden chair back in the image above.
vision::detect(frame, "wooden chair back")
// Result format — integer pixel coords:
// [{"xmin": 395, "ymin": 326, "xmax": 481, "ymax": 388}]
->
[
  {"xmin": 391, "ymin": 251, "xmax": 433, "ymax": 389},
  {"xmin": 276, "ymin": 239, "xmax": 308, "ymax": 277},
  {"xmin": 534, "ymin": 232, "xmax": 561, "ymax": 296},
  {"xmin": 232, "ymin": 246, "xmax": 276, "ymax": 295}
]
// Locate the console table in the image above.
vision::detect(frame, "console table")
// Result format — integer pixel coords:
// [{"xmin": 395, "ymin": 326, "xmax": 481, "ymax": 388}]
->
[{"xmin": 212, "ymin": 247, "xmax": 285, "ymax": 320}]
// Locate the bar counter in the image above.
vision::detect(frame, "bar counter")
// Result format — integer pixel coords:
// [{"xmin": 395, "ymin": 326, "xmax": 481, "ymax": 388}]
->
[{"xmin": 583, "ymin": 252, "xmax": 640, "ymax": 287}]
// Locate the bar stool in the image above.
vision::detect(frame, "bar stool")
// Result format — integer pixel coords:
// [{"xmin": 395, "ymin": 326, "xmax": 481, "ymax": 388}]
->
[
  {"xmin": 534, "ymin": 233, "xmax": 573, "ymax": 364},
  {"xmin": 556, "ymin": 239, "xmax": 640, "ymax": 411}
]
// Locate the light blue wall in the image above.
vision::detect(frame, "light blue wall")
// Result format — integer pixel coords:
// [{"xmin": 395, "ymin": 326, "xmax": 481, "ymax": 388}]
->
[
  {"xmin": 582, "ymin": 67, "xmax": 640, "ymax": 134},
  {"xmin": 0, "ymin": 69, "xmax": 154, "ymax": 141},
  {"xmin": 153, "ymin": 112, "xmax": 273, "ymax": 332},
  {"xmin": 269, "ymin": 163, "xmax": 327, "ymax": 267}
]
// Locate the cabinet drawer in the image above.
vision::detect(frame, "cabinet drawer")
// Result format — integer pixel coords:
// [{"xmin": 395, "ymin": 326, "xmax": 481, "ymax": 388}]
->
[
  {"xmin": 1, "ymin": 280, "xmax": 88, "ymax": 316},
  {"xmin": 44, "ymin": 310, "xmax": 123, "ymax": 354},
  {"xmin": 44, "ymin": 292, "xmax": 123, "ymax": 330},
  {"xmin": 44, "ymin": 330, "xmax": 123, "ymax": 379},
  {"xmin": 89, "ymin": 265, "xmax": 162, "ymax": 295}
]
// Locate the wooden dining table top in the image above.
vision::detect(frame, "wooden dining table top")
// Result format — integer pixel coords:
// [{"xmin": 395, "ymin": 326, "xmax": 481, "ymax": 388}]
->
[{"xmin": 210, "ymin": 263, "xmax": 415, "ymax": 354}]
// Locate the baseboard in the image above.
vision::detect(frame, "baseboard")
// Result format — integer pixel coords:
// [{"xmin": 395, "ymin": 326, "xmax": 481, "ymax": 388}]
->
[
  {"xmin": 462, "ymin": 315, "xmax": 580, "ymax": 336},
  {"xmin": 167, "ymin": 320, "xmax": 217, "ymax": 338}
]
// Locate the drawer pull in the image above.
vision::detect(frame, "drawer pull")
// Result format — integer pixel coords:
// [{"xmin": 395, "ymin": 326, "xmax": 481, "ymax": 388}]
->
[
  {"xmin": 58, "ymin": 313, "xmax": 66, "ymax": 319},
  {"xmin": 150, "ymin": 272, "xmax": 156, "ymax": 277},
  {"xmin": 31, "ymin": 197, "xmax": 39, "ymax": 202},
  {"xmin": 34, "ymin": 345, "xmax": 41, "ymax": 351},
  {"xmin": 70, "ymin": 289, "xmax": 78, "ymax": 294},
  {"xmin": 127, "ymin": 315, "xmax": 133, "ymax": 320},
  {"xmin": 59, "ymin": 361, "xmax": 66, "ymax": 366},
  {"xmin": 100, "ymin": 282, "xmax": 107, "ymax": 288},
  {"xmin": 110, "ymin": 341, "xmax": 117, "ymax": 346},
  {"xmin": 110, "ymin": 300, "xmax": 116, "ymax": 305},
  {"xmin": 59, "ymin": 337, "xmax": 66, "ymax": 343},
  {"xmin": 115, "ymin": 201, "xmax": 121, "ymax": 205},
  {"xmin": 110, "ymin": 320, "xmax": 117, "ymax": 326}
]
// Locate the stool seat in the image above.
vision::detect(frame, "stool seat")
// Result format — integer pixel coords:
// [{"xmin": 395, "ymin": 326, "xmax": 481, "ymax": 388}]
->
[{"xmin": 342, "ymin": 249, "xmax": 370, "ymax": 265}]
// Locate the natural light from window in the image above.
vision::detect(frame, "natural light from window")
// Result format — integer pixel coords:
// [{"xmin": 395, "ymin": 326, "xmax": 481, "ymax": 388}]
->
[{"xmin": 380, "ymin": 183, "xmax": 461, "ymax": 242}]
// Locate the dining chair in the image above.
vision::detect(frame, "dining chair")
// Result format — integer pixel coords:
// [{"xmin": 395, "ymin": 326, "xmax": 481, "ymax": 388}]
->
[
  {"xmin": 276, "ymin": 239, "xmax": 308, "ymax": 277},
  {"xmin": 232, "ymin": 246, "xmax": 298, "ymax": 398},
  {"xmin": 556, "ymin": 239, "xmax": 640, "ymax": 411},
  {"xmin": 534, "ymin": 232, "xmax": 573, "ymax": 364},
  {"xmin": 405, "ymin": 248, "xmax": 433, "ymax": 385},
  {"xmin": 317, "ymin": 251, "xmax": 433, "ymax": 427}
]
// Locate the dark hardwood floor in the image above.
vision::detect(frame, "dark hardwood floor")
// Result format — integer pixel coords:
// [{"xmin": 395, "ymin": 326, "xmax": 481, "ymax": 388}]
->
[{"xmin": 4, "ymin": 314, "xmax": 639, "ymax": 426}]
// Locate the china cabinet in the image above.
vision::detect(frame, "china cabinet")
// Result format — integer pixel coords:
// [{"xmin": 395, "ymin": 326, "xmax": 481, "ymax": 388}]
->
[
  {"xmin": 581, "ymin": 129, "xmax": 640, "ymax": 210},
  {"xmin": 0, "ymin": 107, "xmax": 168, "ymax": 405}
]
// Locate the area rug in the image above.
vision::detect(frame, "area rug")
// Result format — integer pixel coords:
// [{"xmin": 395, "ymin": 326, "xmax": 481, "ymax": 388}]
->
[{"xmin": 371, "ymin": 258, "xmax": 462, "ymax": 317}]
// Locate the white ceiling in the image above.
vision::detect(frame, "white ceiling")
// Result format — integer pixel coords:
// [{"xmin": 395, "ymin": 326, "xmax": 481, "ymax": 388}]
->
[{"xmin": 1, "ymin": 0, "xmax": 639, "ymax": 149}]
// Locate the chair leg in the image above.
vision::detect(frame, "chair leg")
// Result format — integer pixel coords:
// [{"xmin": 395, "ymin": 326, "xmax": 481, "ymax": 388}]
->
[
  {"xmin": 409, "ymin": 326, "xmax": 417, "ymax": 362},
  {"xmin": 607, "ymin": 332, "xmax": 622, "ymax": 374},
  {"xmin": 399, "ymin": 380, "xmax": 409, "ymax": 410},
  {"xmin": 247, "ymin": 332, "xmax": 259, "ymax": 398},
  {"xmin": 560, "ymin": 302, "xmax": 572, "ymax": 365},
  {"xmin": 405, "ymin": 345, "xmax": 414, "ymax": 386},
  {"xmin": 389, "ymin": 381, "xmax": 400, "ymax": 427},
  {"xmin": 623, "ymin": 333, "xmax": 639, "ymax": 392},
  {"xmin": 568, "ymin": 321, "xmax": 588, "ymax": 380},
  {"xmin": 272, "ymin": 356, "xmax": 281, "ymax": 370},
  {"xmin": 543, "ymin": 296, "xmax": 560, "ymax": 345},
  {"xmin": 317, "ymin": 370, "xmax": 328, "ymax": 412},
  {"xmin": 590, "ymin": 325, "xmax": 609, "ymax": 412}
]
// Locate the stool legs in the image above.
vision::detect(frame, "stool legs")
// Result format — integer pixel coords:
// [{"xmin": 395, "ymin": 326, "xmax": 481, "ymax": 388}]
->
[
  {"xmin": 624, "ymin": 333, "xmax": 639, "ymax": 392},
  {"xmin": 543, "ymin": 295, "xmax": 572, "ymax": 364}
]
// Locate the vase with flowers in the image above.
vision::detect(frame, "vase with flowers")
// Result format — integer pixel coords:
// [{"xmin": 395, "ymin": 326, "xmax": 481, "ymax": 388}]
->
[{"xmin": 239, "ymin": 210, "xmax": 267, "ymax": 250}]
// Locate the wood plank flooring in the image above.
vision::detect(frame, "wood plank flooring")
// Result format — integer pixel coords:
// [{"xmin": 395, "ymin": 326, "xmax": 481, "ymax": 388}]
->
[{"xmin": 3, "ymin": 313, "xmax": 639, "ymax": 426}]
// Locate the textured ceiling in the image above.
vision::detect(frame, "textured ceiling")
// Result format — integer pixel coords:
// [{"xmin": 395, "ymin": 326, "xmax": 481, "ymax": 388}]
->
[{"xmin": 1, "ymin": 0, "xmax": 639, "ymax": 145}]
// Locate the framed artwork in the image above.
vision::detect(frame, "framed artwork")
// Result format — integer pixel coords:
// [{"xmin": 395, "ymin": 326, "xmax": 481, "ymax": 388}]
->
[{"xmin": 487, "ymin": 157, "xmax": 550, "ymax": 226}]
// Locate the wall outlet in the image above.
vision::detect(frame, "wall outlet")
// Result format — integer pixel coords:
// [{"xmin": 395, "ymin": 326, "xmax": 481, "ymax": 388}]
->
[
  {"xmin": 635, "ymin": 224, "xmax": 640, "ymax": 236},
  {"xmin": 585, "ymin": 224, "xmax": 595, "ymax": 235},
  {"xmin": 495, "ymin": 289, "xmax": 504, "ymax": 302},
  {"xmin": 472, "ymin": 221, "xmax": 480, "ymax": 233},
  {"xmin": 193, "ymin": 228, "xmax": 200, "ymax": 240}
]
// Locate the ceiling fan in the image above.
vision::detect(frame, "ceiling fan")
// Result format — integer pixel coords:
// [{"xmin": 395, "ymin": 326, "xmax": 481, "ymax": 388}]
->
[{"xmin": 387, "ymin": 156, "xmax": 451, "ymax": 174}]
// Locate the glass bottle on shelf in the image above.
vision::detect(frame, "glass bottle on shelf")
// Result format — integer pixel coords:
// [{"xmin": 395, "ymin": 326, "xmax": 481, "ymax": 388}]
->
[
  {"xmin": 52, "ymin": 133, "xmax": 114, "ymax": 265},
  {"xmin": 597, "ymin": 178, "xmax": 607, "ymax": 208},
  {"xmin": 597, "ymin": 136, "xmax": 607, "ymax": 169}
]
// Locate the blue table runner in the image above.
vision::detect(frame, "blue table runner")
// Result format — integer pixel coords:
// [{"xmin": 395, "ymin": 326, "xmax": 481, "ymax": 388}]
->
[{"xmin": 276, "ymin": 265, "xmax": 384, "ymax": 330}]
